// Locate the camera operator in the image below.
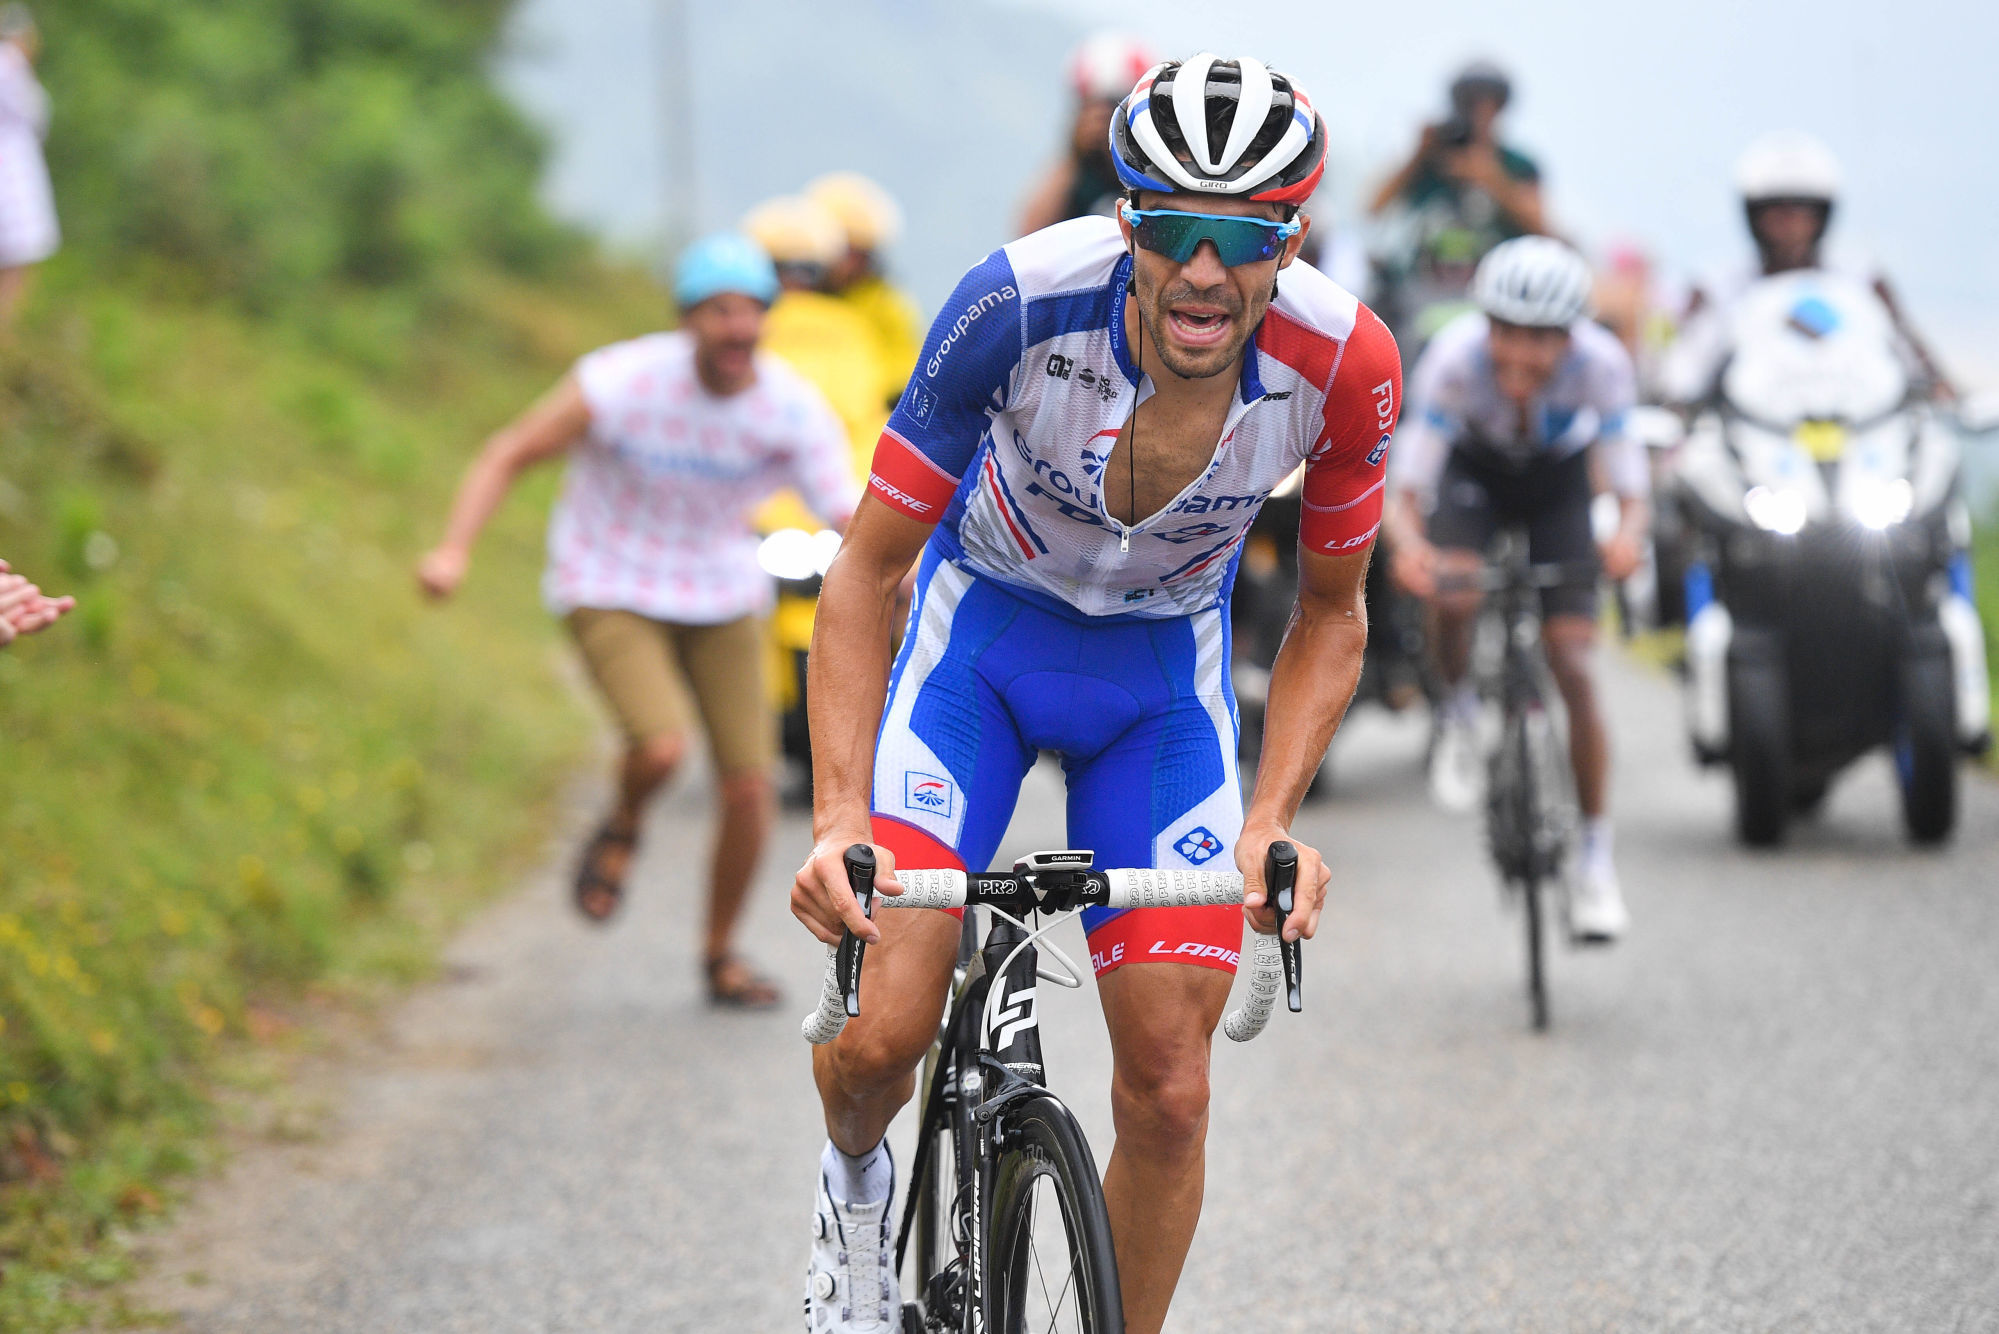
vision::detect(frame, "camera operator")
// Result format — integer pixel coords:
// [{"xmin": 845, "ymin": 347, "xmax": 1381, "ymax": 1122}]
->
[{"xmin": 1368, "ymin": 61, "xmax": 1547, "ymax": 241}]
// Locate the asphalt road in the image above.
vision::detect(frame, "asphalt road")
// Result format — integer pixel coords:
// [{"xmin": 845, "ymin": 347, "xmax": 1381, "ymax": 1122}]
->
[{"xmin": 127, "ymin": 651, "xmax": 1999, "ymax": 1332}]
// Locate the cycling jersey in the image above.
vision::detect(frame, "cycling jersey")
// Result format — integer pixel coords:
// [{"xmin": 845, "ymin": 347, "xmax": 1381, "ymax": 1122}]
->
[
  {"xmin": 868, "ymin": 216, "xmax": 1402, "ymax": 621},
  {"xmin": 1390, "ymin": 309, "xmax": 1645, "ymax": 501},
  {"xmin": 546, "ymin": 332, "xmax": 857, "ymax": 624},
  {"xmin": 864, "ymin": 216, "xmax": 1400, "ymax": 975}
]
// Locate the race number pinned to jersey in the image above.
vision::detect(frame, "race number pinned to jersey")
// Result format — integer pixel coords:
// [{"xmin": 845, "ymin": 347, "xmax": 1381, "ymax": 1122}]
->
[{"xmin": 904, "ymin": 771, "xmax": 956, "ymax": 818}]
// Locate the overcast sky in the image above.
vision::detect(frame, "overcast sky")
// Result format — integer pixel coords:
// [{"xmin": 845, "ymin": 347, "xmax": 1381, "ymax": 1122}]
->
[{"xmin": 500, "ymin": 0, "xmax": 1999, "ymax": 369}]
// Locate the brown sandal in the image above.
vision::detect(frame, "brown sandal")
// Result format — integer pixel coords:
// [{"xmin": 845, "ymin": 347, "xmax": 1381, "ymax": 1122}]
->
[
  {"xmin": 703, "ymin": 953, "xmax": 782, "ymax": 1010},
  {"xmin": 572, "ymin": 822, "xmax": 637, "ymax": 923}
]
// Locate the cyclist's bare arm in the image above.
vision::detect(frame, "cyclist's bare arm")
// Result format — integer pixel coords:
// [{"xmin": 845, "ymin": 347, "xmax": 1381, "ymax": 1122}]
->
[
  {"xmin": 790, "ymin": 490, "xmax": 932, "ymax": 945},
  {"xmin": 1238, "ymin": 543, "xmax": 1369, "ymax": 940},
  {"xmin": 417, "ymin": 374, "xmax": 591, "ymax": 598}
]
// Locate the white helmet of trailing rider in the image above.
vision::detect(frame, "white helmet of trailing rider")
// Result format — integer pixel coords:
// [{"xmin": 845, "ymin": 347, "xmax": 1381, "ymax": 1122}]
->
[
  {"xmin": 1471, "ymin": 236, "xmax": 1594, "ymax": 329},
  {"xmin": 1734, "ymin": 130, "xmax": 1842, "ymax": 205},
  {"xmin": 1071, "ymin": 32, "xmax": 1157, "ymax": 103}
]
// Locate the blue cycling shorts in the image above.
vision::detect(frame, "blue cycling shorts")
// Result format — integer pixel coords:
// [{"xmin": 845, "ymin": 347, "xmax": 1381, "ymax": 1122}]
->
[{"xmin": 870, "ymin": 546, "xmax": 1246, "ymax": 977}]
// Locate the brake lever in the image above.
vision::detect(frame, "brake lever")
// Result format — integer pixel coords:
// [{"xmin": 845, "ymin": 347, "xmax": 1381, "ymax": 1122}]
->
[
  {"xmin": 1265, "ymin": 840, "xmax": 1302, "ymax": 1013},
  {"xmin": 837, "ymin": 844, "xmax": 877, "ymax": 1018}
]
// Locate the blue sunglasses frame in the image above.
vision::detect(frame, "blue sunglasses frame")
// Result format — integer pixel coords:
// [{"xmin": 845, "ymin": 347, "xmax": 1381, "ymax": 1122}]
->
[{"xmin": 1119, "ymin": 204, "xmax": 1302, "ymax": 267}]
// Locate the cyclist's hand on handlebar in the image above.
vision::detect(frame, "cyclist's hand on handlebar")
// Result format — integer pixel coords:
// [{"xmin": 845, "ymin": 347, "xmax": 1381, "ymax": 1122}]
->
[
  {"xmin": 791, "ymin": 835, "xmax": 902, "ymax": 946},
  {"xmin": 1390, "ymin": 539, "xmax": 1437, "ymax": 599},
  {"xmin": 1236, "ymin": 823, "xmax": 1331, "ymax": 942}
]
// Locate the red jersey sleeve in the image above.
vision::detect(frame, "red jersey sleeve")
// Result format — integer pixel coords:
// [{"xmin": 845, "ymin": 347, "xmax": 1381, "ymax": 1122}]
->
[{"xmin": 1299, "ymin": 304, "xmax": 1401, "ymax": 555}]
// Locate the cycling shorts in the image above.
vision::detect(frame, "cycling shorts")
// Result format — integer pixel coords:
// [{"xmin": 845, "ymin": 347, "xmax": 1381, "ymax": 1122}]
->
[
  {"xmin": 870, "ymin": 547, "xmax": 1245, "ymax": 978},
  {"xmin": 1428, "ymin": 446, "xmax": 1599, "ymax": 619}
]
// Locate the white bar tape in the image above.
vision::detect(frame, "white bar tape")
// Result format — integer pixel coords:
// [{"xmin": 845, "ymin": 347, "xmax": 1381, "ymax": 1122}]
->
[
  {"xmin": 801, "ymin": 944, "xmax": 850, "ymax": 1045},
  {"xmin": 1221, "ymin": 931, "xmax": 1284, "ymax": 1043},
  {"xmin": 1104, "ymin": 868, "xmax": 1245, "ymax": 908},
  {"xmin": 882, "ymin": 868, "xmax": 968, "ymax": 909}
]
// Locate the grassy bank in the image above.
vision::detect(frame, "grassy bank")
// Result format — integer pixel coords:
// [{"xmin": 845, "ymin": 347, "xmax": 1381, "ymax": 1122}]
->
[{"xmin": 0, "ymin": 1, "xmax": 663, "ymax": 1325}]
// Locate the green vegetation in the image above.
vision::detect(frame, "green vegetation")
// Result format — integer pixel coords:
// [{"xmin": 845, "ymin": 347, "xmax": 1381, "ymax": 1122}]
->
[{"xmin": 0, "ymin": 2, "xmax": 660, "ymax": 1326}]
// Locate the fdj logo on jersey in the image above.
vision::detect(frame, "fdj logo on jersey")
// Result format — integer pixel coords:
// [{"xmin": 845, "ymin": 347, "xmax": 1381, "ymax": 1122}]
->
[
  {"xmin": 1174, "ymin": 826, "xmax": 1225, "ymax": 865},
  {"xmin": 904, "ymin": 771, "xmax": 955, "ymax": 818}
]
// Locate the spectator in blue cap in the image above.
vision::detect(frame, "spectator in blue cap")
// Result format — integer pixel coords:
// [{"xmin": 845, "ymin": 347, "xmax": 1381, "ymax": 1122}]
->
[{"xmin": 416, "ymin": 231, "xmax": 854, "ymax": 1007}]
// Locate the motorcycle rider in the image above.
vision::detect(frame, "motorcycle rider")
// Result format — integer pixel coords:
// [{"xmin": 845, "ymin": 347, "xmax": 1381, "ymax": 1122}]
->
[
  {"xmin": 1665, "ymin": 131, "xmax": 1957, "ymax": 405},
  {"xmin": 1385, "ymin": 237, "xmax": 1647, "ymax": 942},
  {"xmin": 806, "ymin": 171, "xmax": 922, "ymax": 402},
  {"xmin": 1015, "ymin": 31, "xmax": 1156, "ymax": 235}
]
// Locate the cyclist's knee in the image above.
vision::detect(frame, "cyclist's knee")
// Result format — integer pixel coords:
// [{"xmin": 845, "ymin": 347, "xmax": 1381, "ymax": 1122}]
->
[
  {"xmin": 1110, "ymin": 1055, "xmax": 1211, "ymax": 1148},
  {"xmin": 828, "ymin": 1019, "xmax": 930, "ymax": 1099},
  {"xmin": 1543, "ymin": 619, "xmax": 1598, "ymax": 697}
]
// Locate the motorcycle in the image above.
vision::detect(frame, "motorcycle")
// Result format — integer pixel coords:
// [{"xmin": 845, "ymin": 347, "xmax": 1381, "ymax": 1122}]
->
[
  {"xmin": 1670, "ymin": 270, "xmax": 1992, "ymax": 846},
  {"xmin": 756, "ymin": 524, "xmax": 842, "ymax": 808}
]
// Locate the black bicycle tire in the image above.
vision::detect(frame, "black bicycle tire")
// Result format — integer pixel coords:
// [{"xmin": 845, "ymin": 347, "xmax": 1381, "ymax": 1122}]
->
[
  {"xmin": 986, "ymin": 1096, "xmax": 1123, "ymax": 1334},
  {"xmin": 1509, "ymin": 711, "xmax": 1551, "ymax": 1032}
]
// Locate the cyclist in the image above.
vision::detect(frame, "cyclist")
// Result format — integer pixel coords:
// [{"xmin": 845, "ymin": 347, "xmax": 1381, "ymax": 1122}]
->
[
  {"xmin": 1015, "ymin": 31, "xmax": 1156, "ymax": 236},
  {"xmin": 416, "ymin": 233, "xmax": 855, "ymax": 1007},
  {"xmin": 805, "ymin": 171, "xmax": 922, "ymax": 399},
  {"xmin": 791, "ymin": 55, "xmax": 1399, "ymax": 1334},
  {"xmin": 1383, "ymin": 237, "xmax": 1647, "ymax": 942},
  {"xmin": 1664, "ymin": 131, "xmax": 1956, "ymax": 404}
]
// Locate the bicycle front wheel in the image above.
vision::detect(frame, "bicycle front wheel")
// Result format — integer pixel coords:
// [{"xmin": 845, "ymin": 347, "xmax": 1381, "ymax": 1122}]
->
[{"xmin": 985, "ymin": 1097, "xmax": 1123, "ymax": 1334}]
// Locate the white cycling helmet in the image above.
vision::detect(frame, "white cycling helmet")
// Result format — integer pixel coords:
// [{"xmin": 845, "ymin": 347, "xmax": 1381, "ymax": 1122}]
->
[
  {"xmin": 1071, "ymin": 32, "xmax": 1157, "ymax": 103},
  {"xmin": 1109, "ymin": 53, "xmax": 1327, "ymax": 204},
  {"xmin": 1734, "ymin": 130, "xmax": 1842, "ymax": 204},
  {"xmin": 1471, "ymin": 236, "xmax": 1594, "ymax": 329}
]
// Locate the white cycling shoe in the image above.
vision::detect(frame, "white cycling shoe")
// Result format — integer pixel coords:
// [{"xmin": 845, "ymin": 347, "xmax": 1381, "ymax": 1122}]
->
[
  {"xmin": 1428, "ymin": 709, "xmax": 1485, "ymax": 814},
  {"xmin": 1568, "ymin": 857, "xmax": 1630, "ymax": 944},
  {"xmin": 804, "ymin": 1161, "xmax": 900, "ymax": 1332}
]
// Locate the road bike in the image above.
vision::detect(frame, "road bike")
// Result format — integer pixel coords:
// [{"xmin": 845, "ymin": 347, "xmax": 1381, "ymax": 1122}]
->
[
  {"xmin": 803, "ymin": 843, "xmax": 1303, "ymax": 1333},
  {"xmin": 1461, "ymin": 532, "xmax": 1592, "ymax": 1031}
]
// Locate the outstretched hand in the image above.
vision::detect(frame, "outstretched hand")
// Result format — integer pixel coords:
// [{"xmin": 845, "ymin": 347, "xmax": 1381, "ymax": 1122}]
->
[{"xmin": 0, "ymin": 561, "xmax": 76, "ymax": 647}]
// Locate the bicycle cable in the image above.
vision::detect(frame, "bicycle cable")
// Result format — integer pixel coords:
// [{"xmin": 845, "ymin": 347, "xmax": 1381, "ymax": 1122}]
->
[{"xmin": 979, "ymin": 904, "xmax": 1088, "ymax": 1043}]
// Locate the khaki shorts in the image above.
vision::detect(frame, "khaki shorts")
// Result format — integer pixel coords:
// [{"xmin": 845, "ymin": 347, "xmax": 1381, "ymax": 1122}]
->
[{"xmin": 565, "ymin": 608, "xmax": 775, "ymax": 777}]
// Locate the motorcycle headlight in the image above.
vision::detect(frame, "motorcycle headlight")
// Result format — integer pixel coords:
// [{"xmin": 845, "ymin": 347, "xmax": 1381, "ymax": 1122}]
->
[
  {"xmin": 810, "ymin": 528, "xmax": 842, "ymax": 576},
  {"xmin": 757, "ymin": 528, "xmax": 820, "ymax": 582},
  {"xmin": 1848, "ymin": 477, "xmax": 1914, "ymax": 531},
  {"xmin": 1743, "ymin": 486, "xmax": 1808, "ymax": 536}
]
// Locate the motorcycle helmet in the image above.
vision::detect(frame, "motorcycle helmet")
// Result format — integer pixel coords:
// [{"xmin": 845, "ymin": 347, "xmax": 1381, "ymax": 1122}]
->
[
  {"xmin": 805, "ymin": 172, "xmax": 903, "ymax": 253},
  {"xmin": 1109, "ymin": 53, "xmax": 1326, "ymax": 205},
  {"xmin": 740, "ymin": 195, "xmax": 845, "ymax": 273},
  {"xmin": 1735, "ymin": 130, "xmax": 1841, "ymax": 246},
  {"xmin": 1471, "ymin": 236, "xmax": 1594, "ymax": 329}
]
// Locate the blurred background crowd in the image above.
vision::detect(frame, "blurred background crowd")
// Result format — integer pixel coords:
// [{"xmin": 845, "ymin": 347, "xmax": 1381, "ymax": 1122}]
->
[{"xmin": 1, "ymin": 0, "xmax": 1995, "ymax": 1326}]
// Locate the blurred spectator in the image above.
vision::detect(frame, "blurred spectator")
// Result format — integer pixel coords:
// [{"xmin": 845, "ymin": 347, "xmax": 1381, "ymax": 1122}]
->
[
  {"xmin": 1366, "ymin": 61, "xmax": 1548, "ymax": 348},
  {"xmin": 1016, "ymin": 32, "xmax": 1155, "ymax": 236},
  {"xmin": 0, "ymin": 557, "xmax": 73, "ymax": 646},
  {"xmin": 0, "ymin": 4, "xmax": 57, "ymax": 332},
  {"xmin": 415, "ymin": 233, "xmax": 856, "ymax": 1006},
  {"xmin": 806, "ymin": 171, "xmax": 921, "ymax": 401}
]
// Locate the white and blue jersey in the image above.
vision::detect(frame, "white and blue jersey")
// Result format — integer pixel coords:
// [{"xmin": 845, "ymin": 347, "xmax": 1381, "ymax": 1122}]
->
[
  {"xmin": 1390, "ymin": 309, "xmax": 1645, "ymax": 500},
  {"xmin": 861, "ymin": 217, "xmax": 1402, "ymax": 976}
]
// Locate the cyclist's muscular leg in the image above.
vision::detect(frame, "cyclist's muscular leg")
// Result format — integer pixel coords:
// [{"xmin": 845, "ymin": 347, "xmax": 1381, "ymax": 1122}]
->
[
  {"xmin": 1544, "ymin": 614, "xmax": 1608, "ymax": 817},
  {"xmin": 812, "ymin": 905, "xmax": 960, "ymax": 1155},
  {"xmin": 1098, "ymin": 962, "xmax": 1234, "ymax": 1334},
  {"xmin": 1427, "ymin": 547, "xmax": 1485, "ymax": 684}
]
